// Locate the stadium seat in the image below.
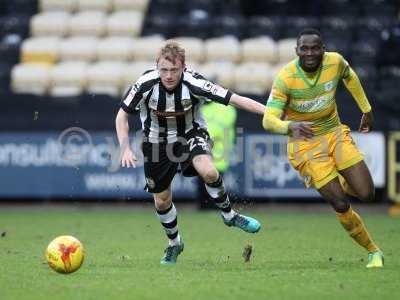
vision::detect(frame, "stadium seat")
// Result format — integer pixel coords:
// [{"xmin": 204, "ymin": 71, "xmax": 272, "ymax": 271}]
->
[
  {"xmin": 0, "ymin": 2, "xmax": 6, "ymax": 16},
  {"xmin": 377, "ymin": 66, "xmax": 400, "ymax": 112},
  {"xmin": 69, "ymin": 11, "xmax": 106, "ymax": 37},
  {"xmin": 107, "ymin": 11, "xmax": 144, "ymax": 37},
  {"xmin": 173, "ymin": 37, "xmax": 205, "ymax": 63},
  {"xmin": 241, "ymin": 36, "xmax": 278, "ymax": 64},
  {"xmin": 321, "ymin": 16, "xmax": 354, "ymax": 41},
  {"xmin": 185, "ymin": 62, "xmax": 201, "ymax": 73},
  {"xmin": 30, "ymin": 12, "xmax": 71, "ymax": 37},
  {"xmin": 352, "ymin": 64, "xmax": 378, "ymax": 93},
  {"xmin": 87, "ymin": 61, "xmax": 126, "ymax": 96},
  {"xmin": 0, "ymin": 34, "xmax": 22, "ymax": 65},
  {"xmin": 217, "ymin": 0, "xmax": 241, "ymax": 15},
  {"xmin": 362, "ymin": 1, "xmax": 397, "ymax": 18},
  {"xmin": 97, "ymin": 37, "xmax": 135, "ymax": 61},
  {"xmin": 205, "ymin": 36, "xmax": 241, "ymax": 63},
  {"xmin": 131, "ymin": 35, "xmax": 165, "ymax": 61},
  {"xmin": 321, "ymin": 0, "xmax": 359, "ymax": 16},
  {"xmin": 39, "ymin": 0, "xmax": 78, "ymax": 12},
  {"xmin": 196, "ymin": 61, "xmax": 235, "ymax": 89},
  {"xmin": 175, "ymin": 11, "xmax": 211, "ymax": 39},
  {"xmin": 0, "ymin": 14, "xmax": 31, "ymax": 39},
  {"xmin": 0, "ymin": 62, "xmax": 12, "ymax": 91},
  {"xmin": 246, "ymin": 16, "xmax": 283, "ymax": 40},
  {"xmin": 350, "ymin": 40, "xmax": 378, "ymax": 65},
  {"xmin": 212, "ymin": 15, "xmax": 245, "ymax": 39},
  {"xmin": 11, "ymin": 63, "xmax": 51, "ymax": 95},
  {"xmin": 355, "ymin": 17, "xmax": 390, "ymax": 41},
  {"xmin": 148, "ymin": 0, "xmax": 182, "ymax": 15},
  {"xmin": 376, "ymin": 23, "xmax": 400, "ymax": 67},
  {"xmin": 286, "ymin": 0, "xmax": 322, "ymax": 16},
  {"xmin": 76, "ymin": 0, "xmax": 113, "ymax": 12},
  {"xmin": 377, "ymin": 77, "xmax": 399, "ymax": 112},
  {"xmin": 251, "ymin": 0, "xmax": 290, "ymax": 16},
  {"xmin": 5, "ymin": 0, "xmax": 37, "ymax": 15},
  {"xmin": 142, "ymin": 14, "xmax": 179, "ymax": 38},
  {"xmin": 271, "ymin": 63, "xmax": 287, "ymax": 78},
  {"xmin": 353, "ymin": 65, "xmax": 378, "ymax": 80},
  {"xmin": 182, "ymin": 0, "xmax": 217, "ymax": 15},
  {"xmin": 21, "ymin": 37, "xmax": 60, "ymax": 65},
  {"xmin": 113, "ymin": 0, "xmax": 149, "ymax": 12},
  {"xmin": 50, "ymin": 62, "xmax": 88, "ymax": 97},
  {"xmin": 234, "ymin": 62, "xmax": 273, "ymax": 94},
  {"xmin": 277, "ymin": 38, "xmax": 297, "ymax": 64},
  {"xmin": 379, "ymin": 66, "xmax": 400, "ymax": 88},
  {"xmin": 239, "ymin": 0, "xmax": 269, "ymax": 16},
  {"xmin": 59, "ymin": 36, "xmax": 98, "ymax": 62},
  {"xmin": 123, "ymin": 61, "xmax": 155, "ymax": 92},
  {"xmin": 324, "ymin": 37, "xmax": 351, "ymax": 59},
  {"xmin": 282, "ymin": 16, "xmax": 320, "ymax": 39}
]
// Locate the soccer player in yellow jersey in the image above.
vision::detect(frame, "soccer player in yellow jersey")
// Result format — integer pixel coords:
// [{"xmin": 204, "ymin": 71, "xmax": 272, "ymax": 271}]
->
[{"xmin": 262, "ymin": 28, "xmax": 384, "ymax": 268}]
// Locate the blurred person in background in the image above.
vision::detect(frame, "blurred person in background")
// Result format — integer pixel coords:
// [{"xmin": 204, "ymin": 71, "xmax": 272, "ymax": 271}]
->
[
  {"xmin": 116, "ymin": 40, "xmax": 265, "ymax": 264},
  {"xmin": 263, "ymin": 28, "xmax": 384, "ymax": 268},
  {"xmin": 198, "ymin": 102, "xmax": 237, "ymax": 209}
]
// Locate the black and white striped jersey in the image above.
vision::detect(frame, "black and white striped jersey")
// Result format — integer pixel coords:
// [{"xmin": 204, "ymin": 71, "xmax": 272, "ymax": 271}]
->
[{"xmin": 121, "ymin": 67, "xmax": 233, "ymax": 143}]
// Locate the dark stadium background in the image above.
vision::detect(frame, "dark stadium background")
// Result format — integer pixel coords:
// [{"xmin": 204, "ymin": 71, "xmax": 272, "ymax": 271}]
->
[{"xmin": 0, "ymin": 0, "xmax": 399, "ymax": 205}]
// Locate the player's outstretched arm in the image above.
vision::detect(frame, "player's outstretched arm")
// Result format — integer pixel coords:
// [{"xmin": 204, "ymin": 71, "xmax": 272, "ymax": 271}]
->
[
  {"xmin": 342, "ymin": 67, "xmax": 374, "ymax": 133},
  {"xmin": 115, "ymin": 108, "xmax": 137, "ymax": 168},
  {"xmin": 262, "ymin": 107, "xmax": 313, "ymax": 139},
  {"xmin": 262, "ymin": 106, "xmax": 290, "ymax": 134},
  {"xmin": 342, "ymin": 68, "xmax": 372, "ymax": 113},
  {"xmin": 228, "ymin": 93, "xmax": 265, "ymax": 115}
]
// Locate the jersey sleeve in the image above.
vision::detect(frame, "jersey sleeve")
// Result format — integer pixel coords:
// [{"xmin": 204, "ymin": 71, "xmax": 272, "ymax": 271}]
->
[
  {"xmin": 120, "ymin": 69, "xmax": 158, "ymax": 114},
  {"xmin": 183, "ymin": 70, "xmax": 232, "ymax": 105},
  {"xmin": 335, "ymin": 53, "xmax": 371, "ymax": 113},
  {"xmin": 120, "ymin": 83, "xmax": 143, "ymax": 114},
  {"xmin": 338, "ymin": 53, "xmax": 350, "ymax": 79},
  {"xmin": 263, "ymin": 70, "xmax": 291, "ymax": 134},
  {"xmin": 266, "ymin": 72, "xmax": 289, "ymax": 111}
]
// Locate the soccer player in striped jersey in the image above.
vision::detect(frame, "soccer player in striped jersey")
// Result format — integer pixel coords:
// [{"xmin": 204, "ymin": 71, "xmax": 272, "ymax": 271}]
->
[
  {"xmin": 116, "ymin": 40, "xmax": 265, "ymax": 264},
  {"xmin": 262, "ymin": 28, "xmax": 384, "ymax": 268}
]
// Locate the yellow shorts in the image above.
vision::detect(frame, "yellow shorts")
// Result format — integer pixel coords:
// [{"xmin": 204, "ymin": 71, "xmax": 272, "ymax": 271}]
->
[{"xmin": 287, "ymin": 124, "xmax": 364, "ymax": 190}]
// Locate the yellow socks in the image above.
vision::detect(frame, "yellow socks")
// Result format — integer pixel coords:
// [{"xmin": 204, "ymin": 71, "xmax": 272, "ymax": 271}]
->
[{"xmin": 336, "ymin": 207, "xmax": 379, "ymax": 253}]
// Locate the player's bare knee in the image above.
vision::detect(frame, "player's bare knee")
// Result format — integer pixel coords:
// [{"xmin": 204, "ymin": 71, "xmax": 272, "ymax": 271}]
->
[
  {"xmin": 358, "ymin": 189, "xmax": 375, "ymax": 202},
  {"xmin": 201, "ymin": 167, "xmax": 219, "ymax": 184},
  {"xmin": 326, "ymin": 192, "xmax": 350, "ymax": 213},
  {"xmin": 332, "ymin": 199, "xmax": 350, "ymax": 213},
  {"xmin": 154, "ymin": 192, "xmax": 172, "ymax": 210}
]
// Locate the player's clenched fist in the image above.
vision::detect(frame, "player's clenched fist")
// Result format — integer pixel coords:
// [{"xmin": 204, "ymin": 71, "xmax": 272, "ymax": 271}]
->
[{"xmin": 288, "ymin": 121, "xmax": 314, "ymax": 139}]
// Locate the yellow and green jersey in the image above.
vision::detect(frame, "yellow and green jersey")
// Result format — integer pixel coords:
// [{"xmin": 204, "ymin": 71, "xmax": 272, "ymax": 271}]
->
[{"xmin": 266, "ymin": 52, "xmax": 371, "ymax": 136}]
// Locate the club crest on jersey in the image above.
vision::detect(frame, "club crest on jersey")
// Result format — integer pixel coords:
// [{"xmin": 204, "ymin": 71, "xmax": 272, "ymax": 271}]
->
[
  {"xmin": 149, "ymin": 97, "xmax": 158, "ymax": 109},
  {"xmin": 324, "ymin": 81, "xmax": 333, "ymax": 91},
  {"xmin": 202, "ymin": 81, "xmax": 214, "ymax": 92}
]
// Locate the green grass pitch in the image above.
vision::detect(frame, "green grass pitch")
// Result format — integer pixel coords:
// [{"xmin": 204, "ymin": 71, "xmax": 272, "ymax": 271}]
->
[{"xmin": 1, "ymin": 205, "xmax": 399, "ymax": 300}]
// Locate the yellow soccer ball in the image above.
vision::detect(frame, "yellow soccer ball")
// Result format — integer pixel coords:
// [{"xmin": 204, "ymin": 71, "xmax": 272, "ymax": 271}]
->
[{"xmin": 45, "ymin": 235, "xmax": 85, "ymax": 274}]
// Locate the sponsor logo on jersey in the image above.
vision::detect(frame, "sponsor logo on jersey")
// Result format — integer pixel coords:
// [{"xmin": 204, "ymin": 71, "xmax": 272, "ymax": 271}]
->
[
  {"xmin": 152, "ymin": 110, "xmax": 186, "ymax": 118},
  {"xmin": 290, "ymin": 96, "xmax": 332, "ymax": 113}
]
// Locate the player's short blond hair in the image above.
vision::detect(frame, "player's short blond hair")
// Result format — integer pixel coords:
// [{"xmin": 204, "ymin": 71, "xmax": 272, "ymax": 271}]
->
[{"xmin": 156, "ymin": 40, "xmax": 185, "ymax": 65}]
